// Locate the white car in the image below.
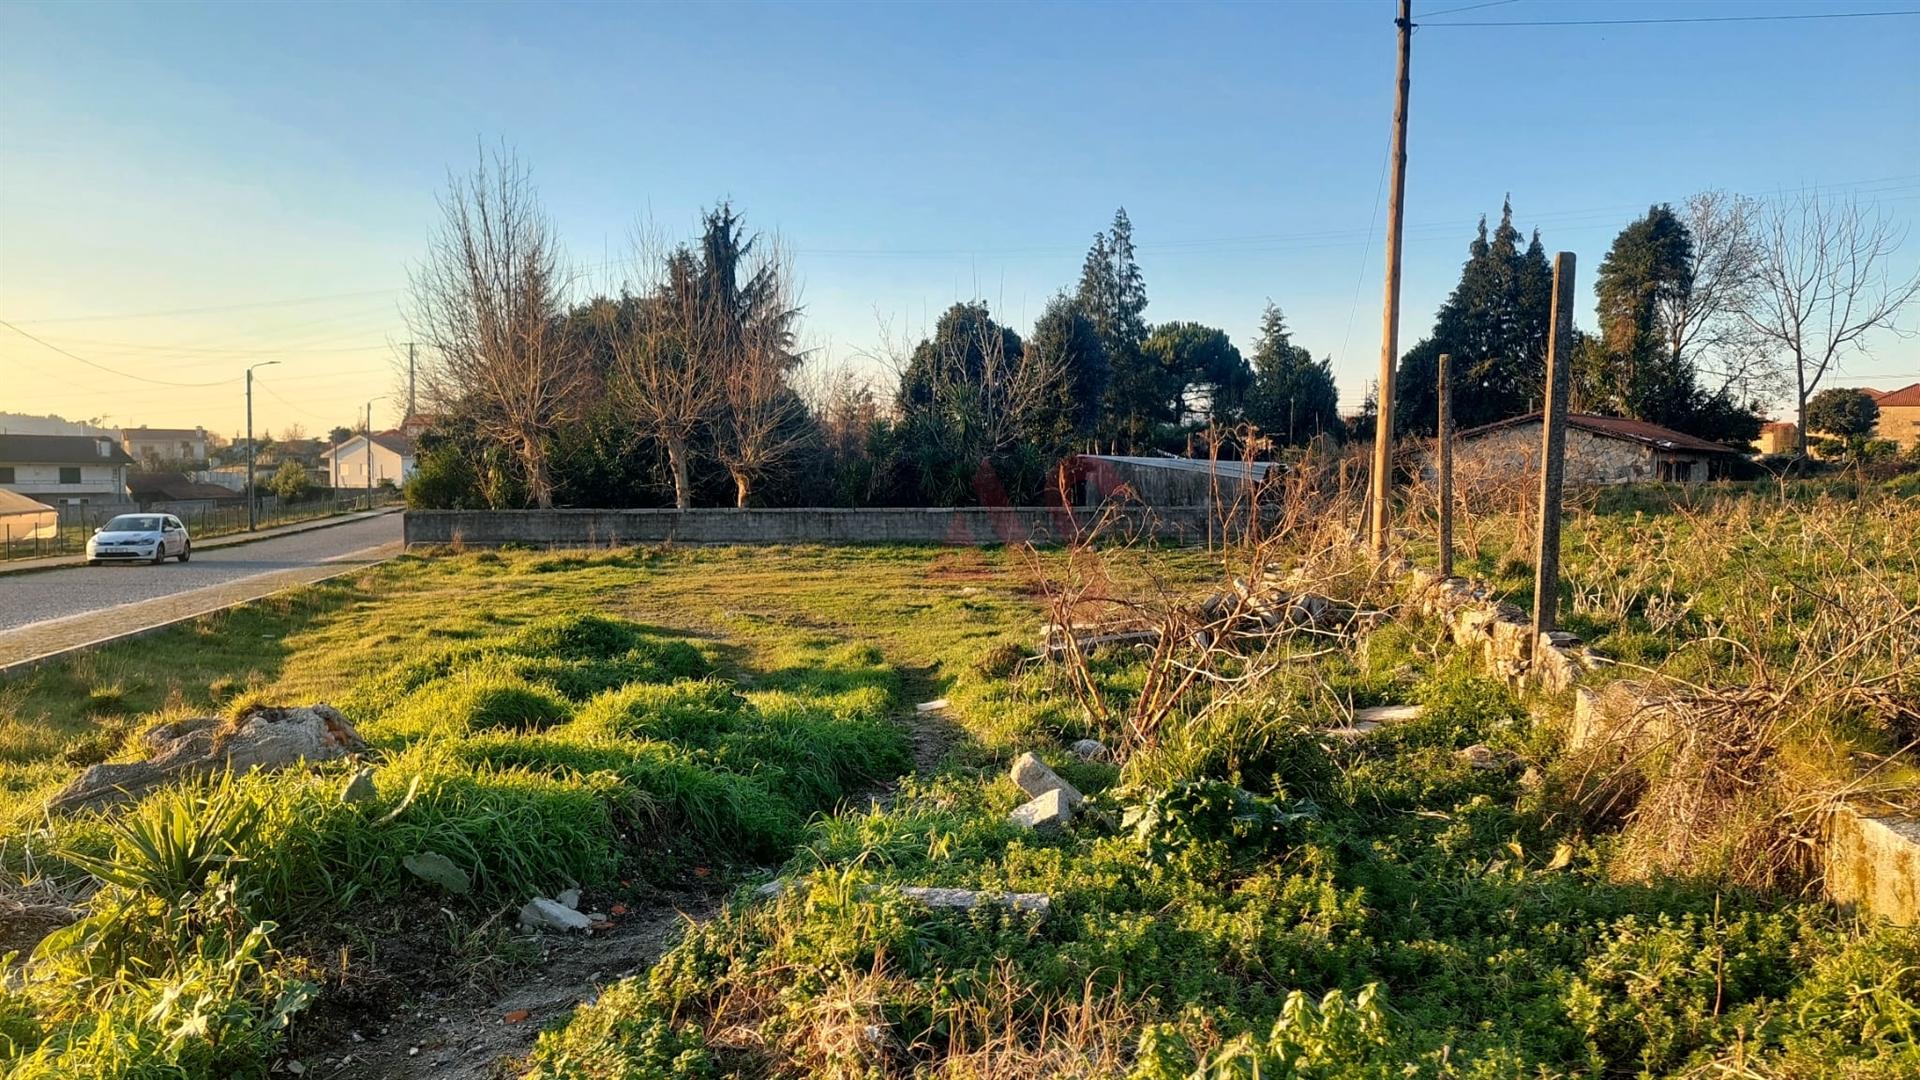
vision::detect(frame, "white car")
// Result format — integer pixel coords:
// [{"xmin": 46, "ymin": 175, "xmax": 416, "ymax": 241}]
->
[{"xmin": 86, "ymin": 513, "xmax": 192, "ymax": 565}]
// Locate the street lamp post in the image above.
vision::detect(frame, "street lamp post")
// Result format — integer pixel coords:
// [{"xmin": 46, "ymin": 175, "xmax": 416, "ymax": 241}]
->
[{"xmin": 245, "ymin": 361, "xmax": 281, "ymax": 531}]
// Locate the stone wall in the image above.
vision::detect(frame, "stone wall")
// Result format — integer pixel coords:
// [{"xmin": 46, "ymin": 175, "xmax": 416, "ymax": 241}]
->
[
  {"xmin": 1383, "ymin": 556, "xmax": 1920, "ymax": 926},
  {"xmin": 404, "ymin": 505, "xmax": 1229, "ymax": 548}
]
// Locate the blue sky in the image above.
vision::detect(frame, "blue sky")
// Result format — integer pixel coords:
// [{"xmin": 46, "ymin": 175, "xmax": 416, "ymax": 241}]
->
[{"xmin": 2, "ymin": 0, "xmax": 1915, "ymax": 437}]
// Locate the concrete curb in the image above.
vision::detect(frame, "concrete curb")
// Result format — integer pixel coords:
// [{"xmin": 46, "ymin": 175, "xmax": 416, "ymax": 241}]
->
[
  {"xmin": 0, "ymin": 548, "xmax": 398, "ymax": 679},
  {"xmin": 0, "ymin": 506, "xmax": 402, "ymax": 578}
]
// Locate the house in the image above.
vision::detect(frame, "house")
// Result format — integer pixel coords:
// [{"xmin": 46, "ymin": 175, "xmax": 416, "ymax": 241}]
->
[
  {"xmin": 127, "ymin": 472, "xmax": 246, "ymax": 515},
  {"xmin": 121, "ymin": 425, "xmax": 209, "ymax": 466},
  {"xmin": 1445, "ymin": 413, "xmax": 1739, "ymax": 485},
  {"xmin": 1754, "ymin": 421, "xmax": 1799, "ymax": 456},
  {"xmin": 0, "ymin": 433, "xmax": 135, "ymax": 509},
  {"xmin": 322, "ymin": 430, "xmax": 417, "ymax": 488},
  {"xmin": 1867, "ymin": 384, "xmax": 1920, "ymax": 450},
  {"xmin": 1076, "ymin": 454, "xmax": 1278, "ymax": 508}
]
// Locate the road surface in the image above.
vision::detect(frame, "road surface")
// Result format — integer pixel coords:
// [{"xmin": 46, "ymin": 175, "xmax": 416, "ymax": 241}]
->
[{"xmin": 0, "ymin": 513, "xmax": 402, "ymax": 643}]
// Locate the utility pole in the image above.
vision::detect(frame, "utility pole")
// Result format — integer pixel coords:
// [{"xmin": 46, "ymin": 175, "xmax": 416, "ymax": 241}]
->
[
  {"xmin": 1531, "ymin": 253, "xmax": 1577, "ymax": 653},
  {"xmin": 1369, "ymin": 0, "xmax": 1414, "ymax": 557},
  {"xmin": 1437, "ymin": 352, "xmax": 1453, "ymax": 578},
  {"xmin": 406, "ymin": 342, "xmax": 417, "ymax": 421},
  {"xmin": 363, "ymin": 395, "xmax": 387, "ymax": 503},
  {"xmin": 244, "ymin": 361, "xmax": 280, "ymax": 531}
]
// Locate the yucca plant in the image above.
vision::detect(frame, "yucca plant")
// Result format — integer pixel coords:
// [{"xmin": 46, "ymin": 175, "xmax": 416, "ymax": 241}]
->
[{"xmin": 61, "ymin": 774, "xmax": 261, "ymax": 902}]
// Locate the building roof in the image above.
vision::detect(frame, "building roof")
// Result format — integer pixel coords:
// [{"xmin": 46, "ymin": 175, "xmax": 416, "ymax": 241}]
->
[
  {"xmin": 1455, "ymin": 413, "xmax": 1739, "ymax": 456},
  {"xmin": 1078, "ymin": 454, "xmax": 1278, "ymax": 481},
  {"xmin": 127, "ymin": 473, "xmax": 244, "ymax": 502},
  {"xmin": 1868, "ymin": 382, "xmax": 1920, "ymax": 408},
  {"xmin": 121, "ymin": 426, "xmax": 205, "ymax": 441},
  {"xmin": 320, "ymin": 430, "xmax": 417, "ymax": 460},
  {"xmin": 0, "ymin": 488, "xmax": 56, "ymax": 515},
  {"xmin": 0, "ymin": 433, "xmax": 137, "ymax": 465}
]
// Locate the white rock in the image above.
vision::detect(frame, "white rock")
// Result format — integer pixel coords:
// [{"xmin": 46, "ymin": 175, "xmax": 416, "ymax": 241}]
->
[
  {"xmin": 556, "ymin": 888, "xmax": 582, "ymax": 910},
  {"xmin": 1009, "ymin": 788, "xmax": 1072, "ymax": 832},
  {"xmin": 898, "ymin": 886, "xmax": 1051, "ymax": 915},
  {"xmin": 914, "ymin": 698, "xmax": 950, "ymax": 713},
  {"xmin": 519, "ymin": 896, "xmax": 593, "ymax": 932},
  {"xmin": 1009, "ymin": 752, "xmax": 1083, "ymax": 807},
  {"xmin": 1069, "ymin": 738, "xmax": 1112, "ymax": 764}
]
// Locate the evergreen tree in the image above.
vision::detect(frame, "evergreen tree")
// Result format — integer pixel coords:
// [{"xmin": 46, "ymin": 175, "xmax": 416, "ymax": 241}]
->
[
  {"xmin": 1077, "ymin": 209, "xmax": 1162, "ymax": 449},
  {"xmin": 1394, "ymin": 200, "xmax": 1554, "ymax": 435},
  {"xmin": 1244, "ymin": 305, "xmax": 1341, "ymax": 447},
  {"xmin": 1024, "ymin": 293, "xmax": 1109, "ymax": 450},
  {"xmin": 1145, "ymin": 322, "xmax": 1251, "ymax": 427}
]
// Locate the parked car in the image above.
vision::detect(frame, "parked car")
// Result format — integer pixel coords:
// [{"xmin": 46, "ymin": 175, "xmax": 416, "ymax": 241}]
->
[{"xmin": 85, "ymin": 513, "xmax": 191, "ymax": 565}]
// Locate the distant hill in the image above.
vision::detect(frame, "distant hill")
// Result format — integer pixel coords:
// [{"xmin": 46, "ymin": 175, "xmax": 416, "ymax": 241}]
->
[{"xmin": 0, "ymin": 412, "xmax": 112, "ymax": 436}]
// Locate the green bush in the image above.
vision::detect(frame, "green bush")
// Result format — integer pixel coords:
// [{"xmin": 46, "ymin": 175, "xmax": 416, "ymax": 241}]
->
[
  {"xmin": 374, "ymin": 670, "xmax": 572, "ymax": 740},
  {"xmin": 524, "ymin": 981, "xmax": 713, "ymax": 1080}
]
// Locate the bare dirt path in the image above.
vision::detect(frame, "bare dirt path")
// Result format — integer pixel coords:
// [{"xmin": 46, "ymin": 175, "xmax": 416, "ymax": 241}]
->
[{"xmin": 297, "ymin": 888, "xmax": 722, "ymax": 1080}]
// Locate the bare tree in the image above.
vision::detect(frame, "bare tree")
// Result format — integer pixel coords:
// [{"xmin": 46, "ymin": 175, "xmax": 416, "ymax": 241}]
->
[
  {"xmin": 607, "ymin": 245, "xmax": 719, "ymax": 509},
  {"xmin": 1664, "ymin": 191, "xmax": 1777, "ymax": 399},
  {"xmin": 716, "ymin": 243, "xmax": 808, "ymax": 507},
  {"xmin": 408, "ymin": 148, "xmax": 580, "ymax": 507},
  {"xmin": 1742, "ymin": 193, "xmax": 1920, "ymax": 455}
]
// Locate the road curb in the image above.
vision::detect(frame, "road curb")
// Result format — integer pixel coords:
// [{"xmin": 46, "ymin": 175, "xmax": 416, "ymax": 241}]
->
[
  {"xmin": 0, "ymin": 506, "xmax": 402, "ymax": 578},
  {"xmin": 0, "ymin": 549, "xmax": 398, "ymax": 679}
]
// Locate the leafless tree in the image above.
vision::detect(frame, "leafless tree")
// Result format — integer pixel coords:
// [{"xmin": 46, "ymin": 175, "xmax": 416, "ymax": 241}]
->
[
  {"xmin": 1742, "ymin": 193, "xmax": 1920, "ymax": 455},
  {"xmin": 1664, "ymin": 191, "xmax": 1777, "ymax": 399},
  {"xmin": 607, "ymin": 243, "xmax": 719, "ymax": 509},
  {"xmin": 715, "ymin": 244, "xmax": 808, "ymax": 507},
  {"xmin": 408, "ymin": 147, "xmax": 581, "ymax": 507}
]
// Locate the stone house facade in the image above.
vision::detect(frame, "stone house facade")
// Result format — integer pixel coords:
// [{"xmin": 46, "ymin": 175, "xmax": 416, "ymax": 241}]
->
[
  {"xmin": 1868, "ymin": 383, "xmax": 1920, "ymax": 451},
  {"xmin": 1440, "ymin": 413, "xmax": 1738, "ymax": 485}
]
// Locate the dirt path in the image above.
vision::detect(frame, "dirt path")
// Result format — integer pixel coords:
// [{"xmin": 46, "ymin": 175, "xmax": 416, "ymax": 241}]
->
[{"xmin": 298, "ymin": 888, "xmax": 722, "ymax": 1080}]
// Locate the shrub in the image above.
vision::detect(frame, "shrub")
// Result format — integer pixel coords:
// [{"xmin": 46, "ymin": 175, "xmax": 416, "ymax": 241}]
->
[{"xmin": 523, "ymin": 981, "xmax": 713, "ymax": 1080}]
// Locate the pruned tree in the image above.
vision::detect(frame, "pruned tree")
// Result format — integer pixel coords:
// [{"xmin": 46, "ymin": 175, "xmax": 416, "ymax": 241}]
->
[
  {"xmin": 408, "ymin": 147, "xmax": 581, "ymax": 507},
  {"xmin": 608, "ymin": 244, "xmax": 719, "ymax": 509},
  {"xmin": 1743, "ymin": 193, "xmax": 1920, "ymax": 456},
  {"xmin": 716, "ymin": 241, "xmax": 808, "ymax": 507}
]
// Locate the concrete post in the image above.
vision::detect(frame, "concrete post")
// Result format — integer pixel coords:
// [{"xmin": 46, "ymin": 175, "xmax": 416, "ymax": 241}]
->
[{"xmin": 1531, "ymin": 253, "xmax": 1577, "ymax": 655}]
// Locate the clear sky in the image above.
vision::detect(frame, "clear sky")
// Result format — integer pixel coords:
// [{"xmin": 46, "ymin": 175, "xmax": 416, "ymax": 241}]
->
[{"xmin": 2, "ymin": 0, "xmax": 1916, "ymax": 439}]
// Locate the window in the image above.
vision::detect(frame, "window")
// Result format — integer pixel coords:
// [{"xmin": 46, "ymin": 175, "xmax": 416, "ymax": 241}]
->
[
  {"xmin": 59, "ymin": 467, "xmax": 82, "ymax": 484},
  {"xmin": 0, "ymin": 467, "xmax": 13, "ymax": 483}
]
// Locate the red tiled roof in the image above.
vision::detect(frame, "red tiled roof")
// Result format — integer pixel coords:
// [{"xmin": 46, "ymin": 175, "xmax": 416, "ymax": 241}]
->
[
  {"xmin": 1455, "ymin": 413, "xmax": 1739, "ymax": 455},
  {"xmin": 1869, "ymin": 382, "xmax": 1920, "ymax": 407}
]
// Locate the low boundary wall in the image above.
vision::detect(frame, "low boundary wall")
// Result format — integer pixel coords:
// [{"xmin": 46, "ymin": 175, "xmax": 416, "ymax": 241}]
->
[{"xmin": 403, "ymin": 505, "xmax": 1228, "ymax": 548}]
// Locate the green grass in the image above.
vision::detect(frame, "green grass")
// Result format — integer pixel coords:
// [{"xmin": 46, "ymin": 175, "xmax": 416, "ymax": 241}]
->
[{"xmin": 2, "ymin": 529, "xmax": 1913, "ymax": 1078}]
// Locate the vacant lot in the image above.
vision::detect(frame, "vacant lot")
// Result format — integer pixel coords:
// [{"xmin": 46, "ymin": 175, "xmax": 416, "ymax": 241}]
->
[{"xmin": 1, "ymin": 506, "xmax": 1915, "ymax": 1078}]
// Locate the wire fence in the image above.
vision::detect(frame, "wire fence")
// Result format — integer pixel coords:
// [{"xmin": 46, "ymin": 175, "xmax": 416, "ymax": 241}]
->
[{"xmin": 1, "ymin": 491, "xmax": 401, "ymax": 563}]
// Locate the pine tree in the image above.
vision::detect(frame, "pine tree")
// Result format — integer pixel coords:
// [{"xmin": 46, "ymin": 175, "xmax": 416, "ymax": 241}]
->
[
  {"xmin": 1077, "ymin": 209, "xmax": 1162, "ymax": 449},
  {"xmin": 1024, "ymin": 293, "xmax": 1108, "ymax": 450},
  {"xmin": 1244, "ymin": 305, "xmax": 1341, "ymax": 447}
]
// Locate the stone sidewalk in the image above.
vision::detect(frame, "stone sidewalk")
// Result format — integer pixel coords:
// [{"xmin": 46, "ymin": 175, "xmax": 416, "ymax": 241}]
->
[
  {"xmin": 0, "ymin": 506, "xmax": 400, "ymax": 576},
  {"xmin": 0, "ymin": 541, "xmax": 401, "ymax": 673}
]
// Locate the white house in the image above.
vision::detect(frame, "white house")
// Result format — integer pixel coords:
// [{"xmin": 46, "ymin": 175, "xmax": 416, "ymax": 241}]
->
[
  {"xmin": 322, "ymin": 431, "xmax": 417, "ymax": 489},
  {"xmin": 120, "ymin": 425, "xmax": 210, "ymax": 465},
  {"xmin": 0, "ymin": 434, "xmax": 135, "ymax": 509}
]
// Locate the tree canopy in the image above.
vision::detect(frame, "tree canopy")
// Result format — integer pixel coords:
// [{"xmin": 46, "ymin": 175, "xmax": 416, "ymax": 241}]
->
[{"xmin": 1243, "ymin": 306, "xmax": 1341, "ymax": 447}]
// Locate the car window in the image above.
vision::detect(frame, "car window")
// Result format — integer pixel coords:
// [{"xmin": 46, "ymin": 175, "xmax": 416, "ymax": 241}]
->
[
  {"xmin": 104, "ymin": 516, "xmax": 163, "ymax": 532},
  {"xmin": 167, "ymin": 517, "xmax": 183, "ymax": 530}
]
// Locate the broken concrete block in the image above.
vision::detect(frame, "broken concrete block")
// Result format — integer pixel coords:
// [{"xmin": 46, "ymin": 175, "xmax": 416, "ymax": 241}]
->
[
  {"xmin": 914, "ymin": 698, "xmax": 950, "ymax": 714},
  {"xmin": 402, "ymin": 852, "xmax": 471, "ymax": 895},
  {"xmin": 1069, "ymin": 738, "xmax": 1112, "ymax": 764},
  {"xmin": 897, "ymin": 886, "xmax": 1052, "ymax": 916},
  {"xmin": 556, "ymin": 887, "xmax": 582, "ymax": 910},
  {"xmin": 1825, "ymin": 805, "xmax": 1920, "ymax": 926},
  {"xmin": 1009, "ymin": 752, "xmax": 1083, "ymax": 807},
  {"xmin": 1009, "ymin": 788, "xmax": 1071, "ymax": 832},
  {"xmin": 519, "ymin": 896, "xmax": 594, "ymax": 932}
]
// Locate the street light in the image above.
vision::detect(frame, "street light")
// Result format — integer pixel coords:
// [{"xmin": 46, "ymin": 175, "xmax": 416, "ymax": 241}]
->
[{"xmin": 245, "ymin": 361, "xmax": 281, "ymax": 531}]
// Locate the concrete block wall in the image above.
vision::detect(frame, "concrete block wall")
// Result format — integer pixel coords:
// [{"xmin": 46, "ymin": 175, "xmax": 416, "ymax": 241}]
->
[{"xmin": 403, "ymin": 505, "xmax": 1228, "ymax": 549}]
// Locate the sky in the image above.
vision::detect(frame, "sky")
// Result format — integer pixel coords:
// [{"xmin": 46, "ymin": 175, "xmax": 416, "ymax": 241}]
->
[{"xmin": 2, "ymin": 0, "xmax": 1916, "ymax": 440}]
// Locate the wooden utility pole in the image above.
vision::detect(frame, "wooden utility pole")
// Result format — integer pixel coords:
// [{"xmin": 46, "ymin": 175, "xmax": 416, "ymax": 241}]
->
[
  {"xmin": 1531, "ymin": 253, "xmax": 1577, "ymax": 652},
  {"xmin": 1369, "ymin": 0, "xmax": 1414, "ymax": 557},
  {"xmin": 1436, "ymin": 352, "xmax": 1453, "ymax": 578}
]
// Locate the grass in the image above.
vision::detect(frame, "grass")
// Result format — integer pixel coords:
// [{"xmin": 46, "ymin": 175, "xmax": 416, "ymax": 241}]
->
[{"xmin": 0, "ymin": 514, "xmax": 1914, "ymax": 1078}]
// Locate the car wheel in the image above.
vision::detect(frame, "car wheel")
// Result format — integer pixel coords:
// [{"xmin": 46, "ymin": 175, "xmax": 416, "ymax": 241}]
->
[
  {"xmin": 178, "ymin": 542, "xmax": 191, "ymax": 563},
  {"xmin": 151, "ymin": 545, "xmax": 166, "ymax": 565}
]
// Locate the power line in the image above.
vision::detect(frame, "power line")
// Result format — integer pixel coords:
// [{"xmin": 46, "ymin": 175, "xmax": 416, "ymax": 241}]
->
[
  {"xmin": 1424, "ymin": 8, "xmax": 1920, "ymax": 28},
  {"xmin": 0, "ymin": 319, "xmax": 237, "ymax": 388},
  {"xmin": 9, "ymin": 287, "xmax": 402, "ymax": 325},
  {"xmin": 1420, "ymin": 0, "xmax": 1520, "ymax": 18}
]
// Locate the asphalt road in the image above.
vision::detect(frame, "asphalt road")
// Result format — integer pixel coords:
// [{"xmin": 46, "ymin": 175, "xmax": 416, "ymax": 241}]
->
[{"xmin": 0, "ymin": 514, "xmax": 402, "ymax": 633}]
